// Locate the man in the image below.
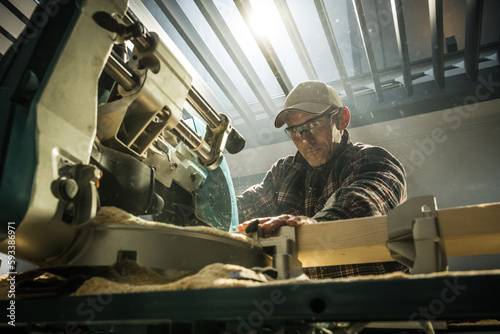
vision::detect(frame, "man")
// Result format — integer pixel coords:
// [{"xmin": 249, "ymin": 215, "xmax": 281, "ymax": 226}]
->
[{"xmin": 236, "ymin": 80, "xmax": 408, "ymax": 279}]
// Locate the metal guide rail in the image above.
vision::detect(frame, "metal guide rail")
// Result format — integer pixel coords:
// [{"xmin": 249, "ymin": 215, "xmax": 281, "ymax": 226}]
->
[{"xmin": 0, "ymin": 271, "xmax": 499, "ymax": 333}]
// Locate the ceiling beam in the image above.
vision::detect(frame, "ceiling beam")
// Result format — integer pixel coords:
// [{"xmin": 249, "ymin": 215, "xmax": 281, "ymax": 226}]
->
[
  {"xmin": 234, "ymin": 0, "xmax": 294, "ymax": 95},
  {"xmin": 194, "ymin": 0, "xmax": 276, "ymax": 118},
  {"xmin": 464, "ymin": 0, "xmax": 484, "ymax": 82},
  {"xmin": 498, "ymin": 32, "xmax": 500, "ymax": 60},
  {"xmin": 0, "ymin": 0, "xmax": 30, "ymax": 25},
  {"xmin": 352, "ymin": 0, "xmax": 384, "ymax": 102},
  {"xmin": 428, "ymin": 0, "xmax": 445, "ymax": 88},
  {"xmin": 0, "ymin": 26, "xmax": 15, "ymax": 43},
  {"xmin": 155, "ymin": 0, "xmax": 256, "ymax": 126},
  {"xmin": 390, "ymin": 0, "xmax": 413, "ymax": 96},
  {"xmin": 273, "ymin": 0, "xmax": 319, "ymax": 81},
  {"xmin": 314, "ymin": 0, "xmax": 355, "ymax": 104}
]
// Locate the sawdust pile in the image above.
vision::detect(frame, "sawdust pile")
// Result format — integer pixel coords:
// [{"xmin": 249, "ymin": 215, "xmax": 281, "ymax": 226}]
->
[
  {"xmin": 108, "ymin": 260, "xmax": 192, "ymax": 286},
  {"xmin": 71, "ymin": 263, "xmax": 500, "ymax": 296},
  {"xmin": 0, "ymin": 274, "xmax": 10, "ymax": 300},
  {"xmin": 451, "ymin": 319, "xmax": 500, "ymax": 326},
  {"xmin": 93, "ymin": 206, "xmax": 259, "ymax": 246},
  {"xmin": 73, "ymin": 261, "xmax": 262, "ymax": 296}
]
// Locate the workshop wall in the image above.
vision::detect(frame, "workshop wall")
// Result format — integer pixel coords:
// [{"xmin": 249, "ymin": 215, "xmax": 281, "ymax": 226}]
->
[{"xmin": 350, "ymin": 98, "xmax": 500, "ymax": 209}]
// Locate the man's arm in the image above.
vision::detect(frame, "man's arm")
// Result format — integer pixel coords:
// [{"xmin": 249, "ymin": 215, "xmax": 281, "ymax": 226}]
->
[
  {"xmin": 236, "ymin": 162, "xmax": 281, "ymax": 223},
  {"xmin": 237, "ymin": 156, "xmax": 316, "ymax": 231},
  {"xmin": 313, "ymin": 145, "xmax": 407, "ymax": 222}
]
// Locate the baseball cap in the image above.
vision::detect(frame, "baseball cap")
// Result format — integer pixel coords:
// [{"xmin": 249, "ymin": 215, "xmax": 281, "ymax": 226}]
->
[{"xmin": 274, "ymin": 81, "xmax": 343, "ymax": 128}]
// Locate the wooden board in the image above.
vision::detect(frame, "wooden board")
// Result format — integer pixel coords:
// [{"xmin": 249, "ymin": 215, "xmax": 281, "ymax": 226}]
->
[{"xmin": 296, "ymin": 202, "xmax": 500, "ymax": 267}]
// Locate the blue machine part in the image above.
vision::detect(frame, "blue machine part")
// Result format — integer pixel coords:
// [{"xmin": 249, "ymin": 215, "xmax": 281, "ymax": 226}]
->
[
  {"xmin": 219, "ymin": 157, "xmax": 239, "ymax": 232},
  {"xmin": 188, "ymin": 117, "xmax": 239, "ymax": 232}
]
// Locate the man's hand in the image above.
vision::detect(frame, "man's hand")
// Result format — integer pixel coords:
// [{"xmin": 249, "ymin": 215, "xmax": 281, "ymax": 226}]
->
[{"xmin": 237, "ymin": 214, "xmax": 316, "ymax": 233}]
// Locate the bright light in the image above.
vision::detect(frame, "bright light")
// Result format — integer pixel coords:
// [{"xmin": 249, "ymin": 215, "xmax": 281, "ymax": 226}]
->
[{"xmin": 247, "ymin": 0, "xmax": 282, "ymax": 40}]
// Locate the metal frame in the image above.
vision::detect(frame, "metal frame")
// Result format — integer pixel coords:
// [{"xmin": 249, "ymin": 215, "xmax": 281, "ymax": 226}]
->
[
  {"xmin": 234, "ymin": 0, "xmax": 294, "ymax": 95},
  {"xmin": 274, "ymin": 0, "xmax": 319, "ymax": 81},
  {"xmin": 2, "ymin": 272, "xmax": 499, "ymax": 332},
  {"xmin": 391, "ymin": 0, "xmax": 413, "ymax": 96},
  {"xmin": 352, "ymin": 0, "xmax": 384, "ymax": 102},
  {"xmin": 0, "ymin": 0, "xmax": 30, "ymax": 55},
  {"xmin": 428, "ymin": 0, "xmax": 445, "ymax": 88},
  {"xmin": 155, "ymin": 0, "xmax": 257, "ymax": 126},
  {"xmin": 0, "ymin": 0, "xmax": 30, "ymax": 25},
  {"xmin": 194, "ymin": 0, "xmax": 276, "ymax": 118},
  {"xmin": 464, "ymin": 0, "xmax": 484, "ymax": 82},
  {"xmin": 314, "ymin": 0, "xmax": 355, "ymax": 104}
]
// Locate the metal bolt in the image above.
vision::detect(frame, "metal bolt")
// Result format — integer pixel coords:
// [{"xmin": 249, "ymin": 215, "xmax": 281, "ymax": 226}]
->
[
  {"xmin": 92, "ymin": 167, "xmax": 102, "ymax": 180},
  {"xmin": 59, "ymin": 178, "xmax": 79, "ymax": 201}
]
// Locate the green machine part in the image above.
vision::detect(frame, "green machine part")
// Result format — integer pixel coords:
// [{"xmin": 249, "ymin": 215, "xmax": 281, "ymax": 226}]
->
[{"xmin": 0, "ymin": 1, "xmax": 82, "ymax": 238}]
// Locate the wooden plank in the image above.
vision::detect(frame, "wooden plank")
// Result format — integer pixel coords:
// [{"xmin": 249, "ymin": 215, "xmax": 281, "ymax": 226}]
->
[
  {"xmin": 438, "ymin": 202, "xmax": 500, "ymax": 257},
  {"xmin": 297, "ymin": 202, "xmax": 500, "ymax": 267}
]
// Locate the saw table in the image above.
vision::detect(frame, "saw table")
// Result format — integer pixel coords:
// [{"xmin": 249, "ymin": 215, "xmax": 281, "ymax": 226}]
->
[{"xmin": 0, "ymin": 270, "xmax": 499, "ymax": 333}]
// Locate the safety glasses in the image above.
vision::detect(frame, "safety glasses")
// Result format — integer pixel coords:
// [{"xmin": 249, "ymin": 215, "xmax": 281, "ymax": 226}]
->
[{"xmin": 284, "ymin": 108, "xmax": 341, "ymax": 140}]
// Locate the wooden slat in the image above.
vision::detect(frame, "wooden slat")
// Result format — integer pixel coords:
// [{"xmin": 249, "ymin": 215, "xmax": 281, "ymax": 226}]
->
[{"xmin": 297, "ymin": 202, "xmax": 500, "ymax": 267}]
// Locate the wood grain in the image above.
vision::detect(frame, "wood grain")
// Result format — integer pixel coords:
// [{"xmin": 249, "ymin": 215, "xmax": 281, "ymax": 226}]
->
[{"xmin": 296, "ymin": 202, "xmax": 500, "ymax": 267}]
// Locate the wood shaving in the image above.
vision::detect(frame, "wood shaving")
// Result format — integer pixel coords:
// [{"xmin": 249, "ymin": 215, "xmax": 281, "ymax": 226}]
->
[
  {"xmin": 71, "ymin": 263, "xmax": 500, "ymax": 296},
  {"xmin": 281, "ymin": 268, "xmax": 500, "ymax": 285},
  {"xmin": 107, "ymin": 260, "xmax": 192, "ymax": 285},
  {"xmin": 73, "ymin": 262, "xmax": 262, "ymax": 296},
  {"xmin": 450, "ymin": 319, "xmax": 500, "ymax": 326},
  {"xmin": 0, "ymin": 274, "xmax": 9, "ymax": 300},
  {"xmin": 93, "ymin": 206, "xmax": 260, "ymax": 246}
]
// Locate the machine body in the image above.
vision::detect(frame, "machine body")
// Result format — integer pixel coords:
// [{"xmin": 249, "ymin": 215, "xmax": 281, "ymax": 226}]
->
[{"xmin": 0, "ymin": 0, "xmax": 247, "ymax": 269}]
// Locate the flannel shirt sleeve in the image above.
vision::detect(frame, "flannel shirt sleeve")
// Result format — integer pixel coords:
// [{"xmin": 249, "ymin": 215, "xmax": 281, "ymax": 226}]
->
[
  {"xmin": 312, "ymin": 145, "xmax": 407, "ymax": 222},
  {"xmin": 236, "ymin": 159, "xmax": 284, "ymax": 223}
]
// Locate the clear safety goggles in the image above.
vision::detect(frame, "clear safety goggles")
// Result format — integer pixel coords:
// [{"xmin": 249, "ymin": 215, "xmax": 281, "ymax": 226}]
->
[{"xmin": 284, "ymin": 108, "xmax": 340, "ymax": 140}]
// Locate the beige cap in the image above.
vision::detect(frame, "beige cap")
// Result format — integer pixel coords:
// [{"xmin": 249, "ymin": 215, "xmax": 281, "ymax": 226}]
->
[{"xmin": 274, "ymin": 81, "xmax": 343, "ymax": 128}]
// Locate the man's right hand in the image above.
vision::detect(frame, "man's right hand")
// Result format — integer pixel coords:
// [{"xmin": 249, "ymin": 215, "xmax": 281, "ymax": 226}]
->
[{"xmin": 237, "ymin": 214, "xmax": 316, "ymax": 233}]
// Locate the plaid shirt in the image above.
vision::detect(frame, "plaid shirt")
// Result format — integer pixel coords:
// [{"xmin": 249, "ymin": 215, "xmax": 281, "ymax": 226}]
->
[{"xmin": 237, "ymin": 131, "xmax": 408, "ymax": 279}]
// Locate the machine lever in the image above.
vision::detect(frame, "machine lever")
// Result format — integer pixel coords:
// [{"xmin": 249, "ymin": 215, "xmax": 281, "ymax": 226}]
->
[
  {"xmin": 104, "ymin": 51, "xmax": 139, "ymax": 91},
  {"xmin": 93, "ymin": 12, "xmax": 147, "ymax": 43},
  {"xmin": 187, "ymin": 87, "xmax": 246, "ymax": 154},
  {"xmin": 103, "ymin": 52, "xmax": 241, "ymax": 167}
]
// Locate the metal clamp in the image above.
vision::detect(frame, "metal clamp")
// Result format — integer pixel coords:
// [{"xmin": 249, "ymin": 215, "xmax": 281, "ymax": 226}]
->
[
  {"xmin": 247, "ymin": 224, "xmax": 303, "ymax": 279},
  {"xmin": 386, "ymin": 196, "xmax": 448, "ymax": 274}
]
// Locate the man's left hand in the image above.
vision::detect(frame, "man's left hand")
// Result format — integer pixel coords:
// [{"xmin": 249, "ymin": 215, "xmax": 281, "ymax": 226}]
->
[{"xmin": 237, "ymin": 214, "xmax": 316, "ymax": 233}]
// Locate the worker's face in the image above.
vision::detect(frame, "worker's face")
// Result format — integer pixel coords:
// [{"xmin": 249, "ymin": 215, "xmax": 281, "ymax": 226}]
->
[{"xmin": 284, "ymin": 111, "xmax": 342, "ymax": 167}]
